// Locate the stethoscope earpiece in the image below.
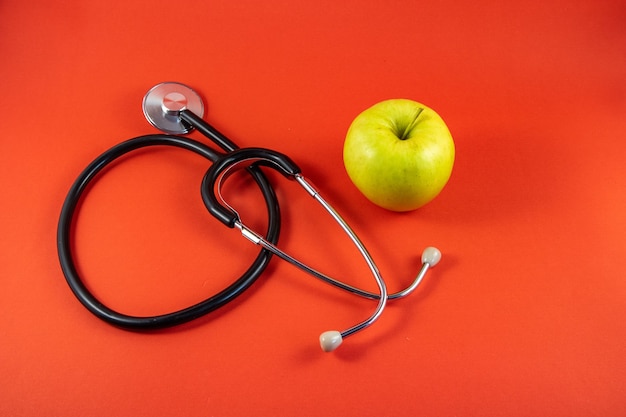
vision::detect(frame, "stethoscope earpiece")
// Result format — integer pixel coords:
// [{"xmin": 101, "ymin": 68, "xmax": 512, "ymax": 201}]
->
[
  {"xmin": 320, "ymin": 330, "xmax": 343, "ymax": 352},
  {"xmin": 422, "ymin": 247, "xmax": 442, "ymax": 267}
]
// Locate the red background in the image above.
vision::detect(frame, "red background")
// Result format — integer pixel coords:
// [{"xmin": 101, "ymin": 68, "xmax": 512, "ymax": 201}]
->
[{"xmin": 2, "ymin": 0, "xmax": 625, "ymax": 415}]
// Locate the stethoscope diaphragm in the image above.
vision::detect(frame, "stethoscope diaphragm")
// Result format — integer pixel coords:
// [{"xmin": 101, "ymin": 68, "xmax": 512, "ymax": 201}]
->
[{"xmin": 142, "ymin": 82, "xmax": 204, "ymax": 134}]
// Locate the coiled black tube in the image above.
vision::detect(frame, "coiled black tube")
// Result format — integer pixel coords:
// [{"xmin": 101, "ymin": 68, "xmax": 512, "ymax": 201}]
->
[{"xmin": 57, "ymin": 134, "xmax": 280, "ymax": 329}]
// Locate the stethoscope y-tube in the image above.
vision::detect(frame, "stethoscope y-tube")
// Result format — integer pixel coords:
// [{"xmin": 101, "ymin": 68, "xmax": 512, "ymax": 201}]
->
[{"xmin": 57, "ymin": 82, "xmax": 441, "ymax": 352}]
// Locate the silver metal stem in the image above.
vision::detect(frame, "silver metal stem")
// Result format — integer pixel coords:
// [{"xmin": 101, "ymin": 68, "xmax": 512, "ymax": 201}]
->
[
  {"xmin": 294, "ymin": 175, "xmax": 387, "ymax": 339},
  {"xmin": 226, "ymin": 170, "xmax": 440, "ymax": 351},
  {"xmin": 235, "ymin": 175, "xmax": 388, "ymax": 341},
  {"xmin": 390, "ymin": 263, "xmax": 430, "ymax": 299},
  {"xmin": 237, "ymin": 221, "xmax": 430, "ymax": 300}
]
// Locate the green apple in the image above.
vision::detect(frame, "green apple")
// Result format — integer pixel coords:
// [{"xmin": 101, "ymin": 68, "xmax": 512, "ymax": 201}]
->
[{"xmin": 343, "ymin": 99, "xmax": 455, "ymax": 211}]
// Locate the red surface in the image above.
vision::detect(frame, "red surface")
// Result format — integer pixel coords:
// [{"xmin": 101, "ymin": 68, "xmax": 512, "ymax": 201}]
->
[{"xmin": 2, "ymin": 1, "xmax": 626, "ymax": 415}]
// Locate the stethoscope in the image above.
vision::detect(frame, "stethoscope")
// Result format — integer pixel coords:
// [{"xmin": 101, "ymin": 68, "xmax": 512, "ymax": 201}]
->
[{"xmin": 57, "ymin": 82, "xmax": 442, "ymax": 352}]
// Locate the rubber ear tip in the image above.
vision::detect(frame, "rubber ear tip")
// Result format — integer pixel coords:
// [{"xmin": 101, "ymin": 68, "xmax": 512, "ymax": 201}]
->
[
  {"xmin": 320, "ymin": 331, "xmax": 343, "ymax": 352},
  {"xmin": 421, "ymin": 247, "xmax": 442, "ymax": 267}
]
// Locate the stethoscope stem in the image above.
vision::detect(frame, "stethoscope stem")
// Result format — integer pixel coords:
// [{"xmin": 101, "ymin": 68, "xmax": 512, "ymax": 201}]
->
[
  {"xmin": 236, "ymin": 174, "xmax": 440, "ymax": 302},
  {"xmin": 179, "ymin": 109, "xmax": 239, "ymax": 152},
  {"xmin": 233, "ymin": 174, "xmax": 388, "ymax": 351},
  {"xmin": 223, "ymin": 170, "xmax": 441, "ymax": 352},
  {"xmin": 294, "ymin": 175, "xmax": 388, "ymax": 346}
]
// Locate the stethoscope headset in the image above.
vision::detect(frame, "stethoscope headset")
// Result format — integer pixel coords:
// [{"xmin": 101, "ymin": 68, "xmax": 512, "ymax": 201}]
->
[{"xmin": 57, "ymin": 82, "xmax": 442, "ymax": 352}]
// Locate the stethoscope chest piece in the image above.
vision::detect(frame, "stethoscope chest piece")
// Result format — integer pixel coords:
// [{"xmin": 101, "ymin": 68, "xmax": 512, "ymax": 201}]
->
[{"xmin": 142, "ymin": 82, "xmax": 205, "ymax": 134}]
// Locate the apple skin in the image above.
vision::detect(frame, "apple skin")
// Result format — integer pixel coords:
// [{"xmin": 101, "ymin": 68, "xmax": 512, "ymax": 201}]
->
[{"xmin": 343, "ymin": 99, "xmax": 455, "ymax": 211}]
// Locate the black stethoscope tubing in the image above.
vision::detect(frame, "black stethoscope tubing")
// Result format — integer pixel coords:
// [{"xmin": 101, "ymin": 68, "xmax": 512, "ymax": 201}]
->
[{"xmin": 57, "ymin": 132, "xmax": 281, "ymax": 330}]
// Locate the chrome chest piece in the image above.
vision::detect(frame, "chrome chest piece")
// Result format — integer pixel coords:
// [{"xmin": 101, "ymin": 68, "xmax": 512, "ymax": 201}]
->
[{"xmin": 142, "ymin": 82, "xmax": 205, "ymax": 134}]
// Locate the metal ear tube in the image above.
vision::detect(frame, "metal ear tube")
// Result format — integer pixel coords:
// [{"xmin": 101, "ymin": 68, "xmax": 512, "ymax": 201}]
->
[{"xmin": 201, "ymin": 147, "xmax": 440, "ymax": 352}]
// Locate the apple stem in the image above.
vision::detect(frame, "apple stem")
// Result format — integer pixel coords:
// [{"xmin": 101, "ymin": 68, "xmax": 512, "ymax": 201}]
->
[{"xmin": 399, "ymin": 107, "xmax": 424, "ymax": 140}]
